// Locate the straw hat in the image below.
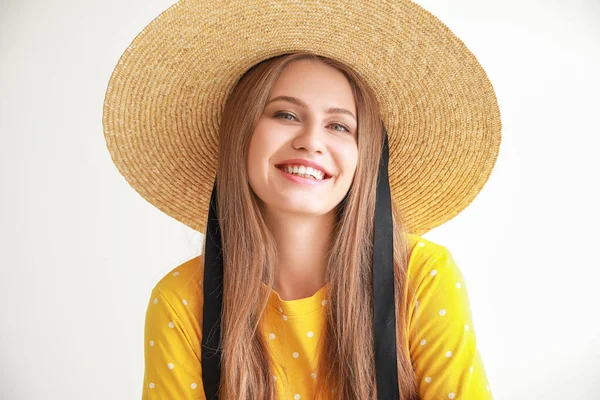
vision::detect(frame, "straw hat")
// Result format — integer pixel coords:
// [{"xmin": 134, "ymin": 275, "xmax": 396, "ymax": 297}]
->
[
  {"xmin": 102, "ymin": 0, "xmax": 501, "ymax": 398},
  {"xmin": 102, "ymin": 0, "xmax": 501, "ymax": 238}
]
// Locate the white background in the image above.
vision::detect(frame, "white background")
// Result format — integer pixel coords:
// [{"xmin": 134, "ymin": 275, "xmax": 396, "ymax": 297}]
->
[{"xmin": 1, "ymin": 0, "xmax": 599, "ymax": 399}]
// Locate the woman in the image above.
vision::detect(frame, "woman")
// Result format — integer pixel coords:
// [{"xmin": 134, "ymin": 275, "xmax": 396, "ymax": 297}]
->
[{"xmin": 103, "ymin": 1, "xmax": 501, "ymax": 399}]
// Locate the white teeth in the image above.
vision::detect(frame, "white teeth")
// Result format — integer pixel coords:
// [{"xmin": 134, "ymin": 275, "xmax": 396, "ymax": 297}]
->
[{"xmin": 281, "ymin": 164, "xmax": 325, "ymax": 180}]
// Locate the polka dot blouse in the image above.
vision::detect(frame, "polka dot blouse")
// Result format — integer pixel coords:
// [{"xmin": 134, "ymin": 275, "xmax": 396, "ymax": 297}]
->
[{"xmin": 142, "ymin": 234, "xmax": 494, "ymax": 399}]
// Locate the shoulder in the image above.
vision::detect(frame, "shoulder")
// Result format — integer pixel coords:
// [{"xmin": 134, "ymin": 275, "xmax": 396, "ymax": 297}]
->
[
  {"xmin": 153, "ymin": 253, "xmax": 204, "ymax": 295},
  {"xmin": 403, "ymin": 233, "xmax": 469, "ymax": 321},
  {"xmin": 148, "ymin": 253, "xmax": 205, "ymax": 323},
  {"xmin": 406, "ymin": 233, "xmax": 452, "ymax": 260},
  {"xmin": 405, "ymin": 233, "xmax": 456, "ymax": 284}
]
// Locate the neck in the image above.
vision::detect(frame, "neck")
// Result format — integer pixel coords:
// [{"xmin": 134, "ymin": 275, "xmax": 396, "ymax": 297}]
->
[{"xmin": 262, "ymin": 206, "xmax": 336, "ymax": 301}]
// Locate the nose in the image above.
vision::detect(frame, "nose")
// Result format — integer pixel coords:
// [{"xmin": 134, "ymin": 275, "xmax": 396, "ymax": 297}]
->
[{"xmin": 292, "ymin": 120, "xmax": 327, "ymax": 155}]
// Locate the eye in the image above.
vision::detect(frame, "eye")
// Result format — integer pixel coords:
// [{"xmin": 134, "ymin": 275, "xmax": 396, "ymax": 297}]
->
[
  {"xmin": 274, "ymin": 111, "xmax": 297, "ymax": 121},
  {"xmin": 330, "ymin": 123, "xmax": 351, "ymax": 133},
  {"xmin": 274, "ymin": 112, "xmax": 351, "ymax": 133}
]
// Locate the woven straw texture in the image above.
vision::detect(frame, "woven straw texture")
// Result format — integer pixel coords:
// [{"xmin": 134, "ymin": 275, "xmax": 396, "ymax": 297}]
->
[{"xmin": 102, "ymin": 0, "xmax": 502, "ymax": 236}]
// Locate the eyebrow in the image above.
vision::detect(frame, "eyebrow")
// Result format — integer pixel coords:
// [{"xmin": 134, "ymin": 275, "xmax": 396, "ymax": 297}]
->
[{"xmin": 266, "ymin": 95, "xmax": 357, "ymax": 122}]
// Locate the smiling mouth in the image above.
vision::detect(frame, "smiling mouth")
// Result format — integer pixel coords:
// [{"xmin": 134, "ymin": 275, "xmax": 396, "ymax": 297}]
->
[
  {"xmin": 275, "ymin": 165, "xmax": 331, "ymax": 182},
  {"xmin": 275, "ymin": 165, "xmax": 332, "ymax": 180},
  {"xmin": 275, "ymin": 165, "xmax": 332, "ymax": 181}
]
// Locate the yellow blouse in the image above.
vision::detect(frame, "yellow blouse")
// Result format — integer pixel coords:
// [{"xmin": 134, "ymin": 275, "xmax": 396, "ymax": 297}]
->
[{"xmin": 142, "ymin": 234, "xmax": 494, "ymax": 399}]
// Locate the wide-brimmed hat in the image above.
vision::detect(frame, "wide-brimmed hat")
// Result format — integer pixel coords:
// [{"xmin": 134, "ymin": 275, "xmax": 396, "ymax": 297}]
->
[
  {"xmin": 102, "ymin": 1, "xmax": 501, "ymax": 398},
  {"xmin": 102, "ymin": 0, "xmax": 501, "ymax": 237}
]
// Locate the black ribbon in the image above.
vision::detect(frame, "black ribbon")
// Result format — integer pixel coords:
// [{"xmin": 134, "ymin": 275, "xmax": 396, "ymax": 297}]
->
[{"xmin": 202, "ymin": 126, "xmax": 399, "ymax": 399}]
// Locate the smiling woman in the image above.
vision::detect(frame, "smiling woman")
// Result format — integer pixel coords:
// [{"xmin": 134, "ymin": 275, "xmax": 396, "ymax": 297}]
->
[
  {"xmin": 138, "ymin": 51, "xmax": 495, "ymax": 400},
  {"xmin": 246, "ymin": 59, "xmax": 361, "ymax": 267},
  {"xmin": 102, "ymin": 0, "xmax": 501, "ymax": 399}
]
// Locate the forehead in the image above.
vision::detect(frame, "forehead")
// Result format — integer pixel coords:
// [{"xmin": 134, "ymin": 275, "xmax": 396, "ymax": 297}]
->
[{"xmin": 269, "ymin": 59, "xmax": 356, "ymax": 112}]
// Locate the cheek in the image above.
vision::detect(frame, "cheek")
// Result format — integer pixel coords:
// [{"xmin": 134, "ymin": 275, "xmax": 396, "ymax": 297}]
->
[
  {"xmin": 247, "ymin": 127, "xmax": 278, "ymax": 175},
  {"xmin": 339, "ymin": 146, "xmax": 359, "ymax": 176}
]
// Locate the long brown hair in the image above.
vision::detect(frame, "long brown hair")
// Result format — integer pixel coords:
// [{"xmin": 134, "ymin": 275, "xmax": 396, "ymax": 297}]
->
[{"xmin": 209, "ymin": 52, "xmax": 420, "ymax": 399}]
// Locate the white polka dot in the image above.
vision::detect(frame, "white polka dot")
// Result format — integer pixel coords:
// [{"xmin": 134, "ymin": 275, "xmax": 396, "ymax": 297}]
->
[
  {"xmin": 168, "ymin": 363, "xmax": 174, "ymax": 369},
  {"xmin": 418, "ymin": 242, "xmax": 425, "ymax": 247},
  {"xmin": 168, "ymin": 321, "xmax": 175, "ymax": 328},
  {"xmin": 182, "ymin": 299, "xmax": 188, "ymax": 306},
  {"xmin": 173, "ymin": 271, "xmax": 180, "ymax": 276},
  {"xmin": 278, "ymin": 306, "xmax": 283, "ymax": 313},
  {"xmin": 191, "ymin": 383, "xmax": 197, "ymax": 389},
  {"xmin": 439, "ymin": 309, "xmax": 446, "ymax": 316},
  {"xmin": 149, "ymin": 382, "xmax": 155, "ymax": 389},
  {"xmin": 470, "ymin": 366, "xmax": 474, "ymax": 374},
  {"xmin": 321, "ymin": 299, "xmax": 328, "ymax": 306},
  {"xmin": 448, "ymin": 393, "xmax": 456, "ymax": 399},
  {"xmin": 149, "ymin": 340, "xmax": 155, "ymax": 347},
  {"xmin": 465, "ymin": 324, "xmax": 470, "ymax": 331},
  {"xmin": 420, "ymin": 339, "xmax": 426, "ymax": 346},
  {"xmin": 153, "ymin": 298, "xmax": 158, "ymax": 304},
  {"xmin": 307, "ymin": 331, "xmax": 314, "ymax": 338},
  {"xmin": 268, "ymin": 333, "xmax": 276, "ymax": 340},
  {"xmin": 446, "ymin": 351, "xmax": 453, "ymax": 358},
  {"xmin": 430, "ymin": 269, "xmax": 437, "ymax": 277},
  {"xmin": 282, "ymin": 315, "xmax": 288, "ymax": 321},
  {"xmin": 273, "ymin": 375, "xmax": 277, "ymax": 381},
  {"xmin": 311, "ymin": 372, "xmax": 317, "ymax": 379},
  {"xmin": 294, "ymin": 394, "xmax": 301, "ymax": 400},
  {"xmin": 292, "ymin": 352, "xmax": 299, "ymax": 358},
  {"xmin": 456, "ymin": 282, "xmax": 462, "ymax": 289},
  {"xmin": 425, "ymin": 377, "xmax": 432, "ymax": 383}
]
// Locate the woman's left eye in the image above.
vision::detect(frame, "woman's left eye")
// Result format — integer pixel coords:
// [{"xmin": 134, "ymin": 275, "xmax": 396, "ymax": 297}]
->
[
  {"xmin": 330, "ymin": 123, "xmax": 350, "ymax": 133},
  {"xmin": 274, "ymin": 112, "xmax": 350, "ymax": 133}
]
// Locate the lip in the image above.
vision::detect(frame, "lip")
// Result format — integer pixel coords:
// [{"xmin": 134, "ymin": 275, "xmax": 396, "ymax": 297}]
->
[
  {"xmin": 274, "ymin": 158, "xmax": 332, "ymax": 178},
  {"xmin": 275, "ymin": 165, "xmax": 332, "ymax": 186}
]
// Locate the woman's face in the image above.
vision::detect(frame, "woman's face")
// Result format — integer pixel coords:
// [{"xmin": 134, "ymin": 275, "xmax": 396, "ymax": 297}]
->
[{"xmin": 247, "ymin": 59, "xmax": 358, "ymax": 218}]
